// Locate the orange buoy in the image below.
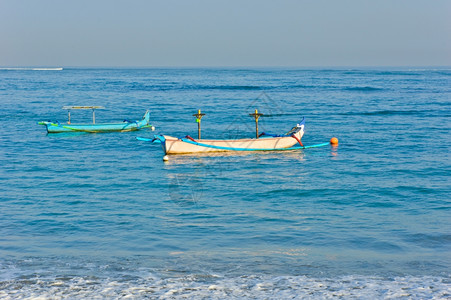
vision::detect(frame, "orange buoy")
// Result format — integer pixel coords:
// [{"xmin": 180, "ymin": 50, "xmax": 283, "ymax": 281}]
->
[{"xmin": 330, "ymin": 137, "xmax": 339, "ymax": 145}]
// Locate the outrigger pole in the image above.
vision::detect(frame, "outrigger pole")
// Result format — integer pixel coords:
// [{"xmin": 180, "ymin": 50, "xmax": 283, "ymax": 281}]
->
[
  {"xmin": 249, "ymin": 109, "xmax": 263, "ymax": 139},
  {"xmin": 193, "ymin": 109, "xmax": 206, "ymax": 139}
]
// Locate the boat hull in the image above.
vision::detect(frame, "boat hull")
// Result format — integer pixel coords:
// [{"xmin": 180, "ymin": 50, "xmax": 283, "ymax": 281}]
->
[
  {"xmin": 160, "ymin": 131, "xmax": 304, "ymax": 154},
  {"xmin": 39, "ymin": 111, "xmax": 151, "ymax": 133}
]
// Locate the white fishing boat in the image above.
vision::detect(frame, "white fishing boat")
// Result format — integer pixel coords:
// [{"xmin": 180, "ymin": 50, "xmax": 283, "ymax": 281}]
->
[
  {"xmin": 137, "ymin": 109, "xmax": 337, "ymax": 159},
  {"xmin": 153, "ymin": 118, "xmax": 307, "ymax": 155}
]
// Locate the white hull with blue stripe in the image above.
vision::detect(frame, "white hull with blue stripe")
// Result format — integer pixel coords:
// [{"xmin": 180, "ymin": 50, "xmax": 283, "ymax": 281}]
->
[{"xmin": 156, "ymin": 118, "xmax": 305, "ymax": 155}]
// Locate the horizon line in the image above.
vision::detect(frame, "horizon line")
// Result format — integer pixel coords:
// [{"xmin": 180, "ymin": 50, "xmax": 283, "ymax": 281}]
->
[{"xmin": 1, "ymin": 65, "xmax": 450, "ymax": 70}]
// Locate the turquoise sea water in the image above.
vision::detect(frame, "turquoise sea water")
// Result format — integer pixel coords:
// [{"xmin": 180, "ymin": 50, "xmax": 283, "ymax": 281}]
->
[{"xmin": 0, "ymin": 68, "xmax": 450, "ymax": 298}]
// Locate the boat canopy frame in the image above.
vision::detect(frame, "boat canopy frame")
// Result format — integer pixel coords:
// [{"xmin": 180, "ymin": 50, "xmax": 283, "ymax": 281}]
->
[{"xmin": 62, "ymin": 106, "xmax": 105, "ymax": 124}]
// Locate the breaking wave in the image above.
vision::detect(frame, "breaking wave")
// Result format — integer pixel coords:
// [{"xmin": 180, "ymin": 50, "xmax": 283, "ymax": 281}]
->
[{"xmin": 0, "ymin": 274, "xmax": 449, "ymax": 299}]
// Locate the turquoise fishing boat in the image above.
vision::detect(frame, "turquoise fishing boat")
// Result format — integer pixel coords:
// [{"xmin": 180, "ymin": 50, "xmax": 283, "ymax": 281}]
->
[{"xmin": 39, "ymin": 106, "xmax": 153, "ymax": 133}]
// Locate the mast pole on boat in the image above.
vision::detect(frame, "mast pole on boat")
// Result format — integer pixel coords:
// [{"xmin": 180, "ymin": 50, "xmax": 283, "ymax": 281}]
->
[
  {"xmin": 193, "ymin": 109, "xmax": 206, "ymax": 139},
  {"xmin": 249, "ymin": 109, "xmax": 263, "ymax": 139}
]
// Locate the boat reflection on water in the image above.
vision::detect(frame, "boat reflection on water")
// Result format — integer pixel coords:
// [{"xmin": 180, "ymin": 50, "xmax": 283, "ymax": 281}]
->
[{"xmin": 159, "ymin": 148, "xmax": 338, "ymax": 207}]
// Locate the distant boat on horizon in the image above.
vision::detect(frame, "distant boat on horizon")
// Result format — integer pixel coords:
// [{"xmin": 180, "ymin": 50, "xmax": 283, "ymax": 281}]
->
[{"xmin": 0, "ymin": 67, "xmax": 63, "ymax": 71}]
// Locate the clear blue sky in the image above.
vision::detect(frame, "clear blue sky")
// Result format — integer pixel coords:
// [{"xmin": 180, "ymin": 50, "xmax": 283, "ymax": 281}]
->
[{"xmin": 1, "ymin": 0, "xmax": 450, "ymax": 67}]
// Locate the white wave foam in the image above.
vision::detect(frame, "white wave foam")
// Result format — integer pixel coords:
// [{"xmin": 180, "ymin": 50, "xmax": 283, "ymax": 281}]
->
[{"xmin": 0, "ymin": 275, "xmax": 449, "ymax": 299}]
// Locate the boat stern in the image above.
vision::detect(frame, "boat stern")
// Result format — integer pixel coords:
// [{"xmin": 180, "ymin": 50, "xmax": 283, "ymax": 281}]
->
[
  {"xmin": 143, "ymin": 110, "xmax": 151, "ymax": 125},
  {"xmin": 153, "ymin": 134, "xmax": 168, "ymax": 154},
  {"xmin": 38, "ymin": 121, "xmax": 53, "ymax": 133}
]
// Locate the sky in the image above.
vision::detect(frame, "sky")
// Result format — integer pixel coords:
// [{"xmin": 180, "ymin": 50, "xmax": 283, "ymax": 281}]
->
[{"xmin": 1, "ymin": 0, "xmax": 450, "ymax": 67}]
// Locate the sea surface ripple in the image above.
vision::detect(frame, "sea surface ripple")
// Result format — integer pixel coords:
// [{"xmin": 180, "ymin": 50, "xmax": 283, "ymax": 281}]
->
[{"xmin": 0, "ymin": 68, "xmax": 450, "ymax": 299}]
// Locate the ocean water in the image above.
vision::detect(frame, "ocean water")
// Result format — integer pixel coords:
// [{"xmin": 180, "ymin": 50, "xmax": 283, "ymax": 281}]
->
[{"xmin": 0, "ymin": 68, "xmax": 450, "ymax": 299}]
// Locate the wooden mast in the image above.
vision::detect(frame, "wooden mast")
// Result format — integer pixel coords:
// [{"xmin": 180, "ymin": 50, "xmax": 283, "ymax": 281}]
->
[
  {"xmin": 249, "ymin": 109, "xmax": 263, "ymax": 139},
  {"xmin": 193, "ymin": 109, "xmax": 206, "ymax": 139}
]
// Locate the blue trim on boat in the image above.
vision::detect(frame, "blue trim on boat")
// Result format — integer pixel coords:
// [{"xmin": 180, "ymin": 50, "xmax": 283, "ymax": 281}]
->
[
  {"xmin": 178, "ymin": 138, "xmax": 329, "ymax": 151},
  {"xmin": 153, "ymin": 134, "xmax": 166, "ymax": 143},
  {"xmin": 136, "ymin": 136, "xmax": 162, "ymax": 144},
  {"xmin": 153, "ymin": 134, "xmax": 167, "ymax": 153}
]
